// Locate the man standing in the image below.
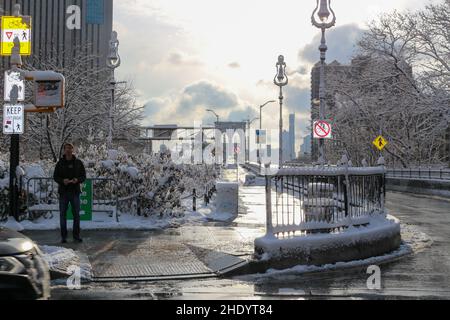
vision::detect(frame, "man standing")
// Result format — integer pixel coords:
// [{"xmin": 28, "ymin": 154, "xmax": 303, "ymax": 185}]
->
[{"xmin": 53, "ymin": 143, "xmax": 86, "ymax": 243}]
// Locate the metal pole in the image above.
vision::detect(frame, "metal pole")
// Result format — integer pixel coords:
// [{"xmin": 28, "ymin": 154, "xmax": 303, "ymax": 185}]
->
[
  {"xmin": 318, "ymin": 28, "xmax": 327, "ymax": 165},
  {"xmin": 108, "ymin": 70, "xmax": 115, "ymax": 149},
  {"xmin": 265, "ymin": 174, "xmax": 273, "ymax": 236},
  {"xmin": 312, "ymin": 0, "xmax": 336, "ymax": 166},
  {"xmin": 279, "ymin": 87, "xmax": 283, "ymax": 169},
  {"xmin": 8, "ymin": 31, "xmax": 22, "ymax": 220},
  {"xmin": 259, "ymin": 107, "xmax": 262, "ymax": 170},
  {"xmin": 274, "ymin": 56, "xmax": 288, "ymax": 170}
]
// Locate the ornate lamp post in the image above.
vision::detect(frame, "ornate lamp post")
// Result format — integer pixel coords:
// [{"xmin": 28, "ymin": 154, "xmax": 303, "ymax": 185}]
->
[
  {"xmin": 106, "ymin": 31, "xmax": 121, "ymax": 150},
  {"xmin": 311, "ymin": 0, "xmax": 336, "ymax": 165},
  {"xmin": 274, "ymin": 55, "xmax": 288, "ymax": 169}
]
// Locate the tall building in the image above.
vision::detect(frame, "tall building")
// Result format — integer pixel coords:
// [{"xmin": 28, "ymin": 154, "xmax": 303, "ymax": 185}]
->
[
  {"xmin": 289, "ymin": 114, "xmax": 296, "ymax": 161},
  {"xmin": 310, "ymin": 59, "xmax": 350, "ymax": 162},
  {"xmin": 0, "ymin": 0, "xmax": 113, "ymax": 70},
  {"xmin": 300, "ymin": 134, "xmax": 312, "ymax": 156},
  {"xmin": 310, "ymin": 56, "xmax": 415, "ymax": 163},
  {"xmin": 282, "ymin": 130, "xmax": 291, "ymax": 162}
]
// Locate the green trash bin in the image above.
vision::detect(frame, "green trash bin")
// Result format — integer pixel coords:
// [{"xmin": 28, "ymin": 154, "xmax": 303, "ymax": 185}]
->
[{"xmin": 67, "ymin": 179, "xmax": 93, "ymax": 222}]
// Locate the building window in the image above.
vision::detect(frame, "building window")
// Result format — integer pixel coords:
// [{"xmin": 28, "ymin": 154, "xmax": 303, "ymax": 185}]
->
[{"xmin": 86, "ymin": 0, "xmax": 104, "ymax": 25}]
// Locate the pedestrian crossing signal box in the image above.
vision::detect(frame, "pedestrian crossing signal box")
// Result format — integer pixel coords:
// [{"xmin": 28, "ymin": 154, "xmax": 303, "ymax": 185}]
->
[{"xmin": 25, "ymin": 71, "xmax": 65, "ymax": 112}]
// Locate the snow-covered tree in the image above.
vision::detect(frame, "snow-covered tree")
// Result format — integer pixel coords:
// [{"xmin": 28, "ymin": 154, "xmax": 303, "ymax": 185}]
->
[
  {"xmin": 326, "ymin": 1, "xmax": 450, "ymax": 167},
  {"xmin": 0, "ymin": 44, "xmax": 143, "ymax": 162}
]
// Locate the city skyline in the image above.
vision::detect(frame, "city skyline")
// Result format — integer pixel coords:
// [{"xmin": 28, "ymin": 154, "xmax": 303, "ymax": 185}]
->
[{"xmin": 114, "ymin": 0, "xmax": 439, "ymax": 149}]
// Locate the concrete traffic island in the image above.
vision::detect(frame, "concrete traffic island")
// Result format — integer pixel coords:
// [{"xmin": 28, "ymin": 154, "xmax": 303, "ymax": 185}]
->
[
  {"xmin": 252, "ymin": 216, "xmax": 401, "ymax": 271},
  {"xmin": 234, "ymin": 160, "xmax": 405, "ymax": 275}
]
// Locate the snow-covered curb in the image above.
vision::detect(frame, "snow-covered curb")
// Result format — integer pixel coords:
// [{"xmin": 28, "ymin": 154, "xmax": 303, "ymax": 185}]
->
[
  {"xmin": 1, "ymin": 215, "xmax": 176, "ymax": 231},
  {"xmin": 255, "ymin": 215, "xmax": 400, "ymax": 257},
  {"xmin": 0, "ymin": 206, "xmax": 237, "ymax": 231},
  {"xmin": 240, "ymin": 243, "xmax": 412, "ymax": 280},
  {"xmin": 238, "ymin": 222, "xmax": 432, "ymax": 280}
]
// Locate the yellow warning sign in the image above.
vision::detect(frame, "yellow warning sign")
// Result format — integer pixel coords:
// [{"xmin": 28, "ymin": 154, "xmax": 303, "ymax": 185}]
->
[
  {"xmin": 1, "ymin": 16, "xmax": 32, "ymax": 56},
  {"xmin": 373, "ymin": 135, "xmax": 388, "ymax": 151}
]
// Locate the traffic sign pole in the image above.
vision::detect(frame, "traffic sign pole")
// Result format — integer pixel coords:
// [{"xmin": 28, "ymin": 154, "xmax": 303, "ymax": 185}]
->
[
  {"xmin": 6, "ymin": 8, "xmax": 24, "ymax": 221},
  {"xmin": 8, "ymin": 88, "xmax": 20, "ymax": 220}
]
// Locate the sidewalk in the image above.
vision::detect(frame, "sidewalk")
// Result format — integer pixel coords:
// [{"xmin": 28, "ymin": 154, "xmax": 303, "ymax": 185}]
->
[{"xmin": 23, "ymin": 168, "xmax": 267, "ymax": 282}]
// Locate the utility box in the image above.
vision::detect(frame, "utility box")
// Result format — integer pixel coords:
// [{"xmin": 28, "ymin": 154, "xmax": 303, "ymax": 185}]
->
[{"xmin": 27, "ymin": 71, "xmax": 65, "ymax": 109}]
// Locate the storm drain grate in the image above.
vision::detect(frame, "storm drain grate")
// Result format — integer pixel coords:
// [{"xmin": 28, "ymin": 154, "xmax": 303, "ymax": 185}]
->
[
  {"xmin": 91, "ymin": 241, "xmax": 249, "ymax": 281},
  {"xmin": 93, "ymin": 261, "xmax": 213, "ymax": 279}
]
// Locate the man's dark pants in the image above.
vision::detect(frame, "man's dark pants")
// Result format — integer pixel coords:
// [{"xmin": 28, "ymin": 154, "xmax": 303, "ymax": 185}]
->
[{"xmin": 59, "ymin": 192, "xmax": 81, "ymax": 240}]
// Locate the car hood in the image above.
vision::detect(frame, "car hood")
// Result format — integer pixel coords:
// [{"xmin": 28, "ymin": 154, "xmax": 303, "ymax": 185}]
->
[{"xmin": 0, "ymin": 227, "xmax": 34, "ymax": 256}]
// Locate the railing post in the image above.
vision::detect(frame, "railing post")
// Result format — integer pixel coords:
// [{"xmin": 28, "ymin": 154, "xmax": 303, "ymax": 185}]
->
[
  {"xmin": 193, "ymin": 188, "xmax": 197, "ymax": 212},
  {"xmin": 265, "ymin": 174, "xmax": 274, "ymax": 237},
  {"xmin": 378, "ymin": 156, "xmax": 386, "ymax": 215}
]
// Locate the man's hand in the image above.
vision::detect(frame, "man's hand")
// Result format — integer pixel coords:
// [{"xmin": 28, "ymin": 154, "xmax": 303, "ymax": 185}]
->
[
  {"xmin": 72, "ymin": 178, "xmax": 78, "ymax": 184},
  {"xmin": 63, "ymin": 179, "xmax": 71, "ymax": 186}
]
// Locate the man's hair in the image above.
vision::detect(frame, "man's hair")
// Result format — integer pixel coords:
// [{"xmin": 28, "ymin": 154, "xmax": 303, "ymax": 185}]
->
[{"xmin": 64, "ymin": 143, "xmax": 74, "ymax": 149}]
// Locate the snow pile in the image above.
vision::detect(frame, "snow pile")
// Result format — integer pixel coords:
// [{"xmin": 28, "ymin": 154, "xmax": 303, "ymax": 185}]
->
[{"xmin": 40, "ymin": 245, "xmax": 92, "ymax": 281}]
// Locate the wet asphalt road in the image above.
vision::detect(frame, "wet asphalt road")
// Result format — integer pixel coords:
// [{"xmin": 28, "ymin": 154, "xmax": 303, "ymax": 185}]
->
[{"xmin": 40, "ymin": 190, "xmax": 450, "ymax": 300}]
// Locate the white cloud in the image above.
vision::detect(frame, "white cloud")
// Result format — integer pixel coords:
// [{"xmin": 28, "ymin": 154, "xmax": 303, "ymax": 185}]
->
[{"xmin": 115, "ymin": 0, "xmax": 442, "ymax": 152}]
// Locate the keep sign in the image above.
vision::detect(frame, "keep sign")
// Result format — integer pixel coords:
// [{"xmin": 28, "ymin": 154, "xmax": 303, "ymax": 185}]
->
[{"xmin": 3, "ymin": 104, "xmax": 24, "ymax": 135}]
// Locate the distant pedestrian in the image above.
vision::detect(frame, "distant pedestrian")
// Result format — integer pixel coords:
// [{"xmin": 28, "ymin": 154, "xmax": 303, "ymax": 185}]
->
[{"xmin": 53, "ymin": 143, "xmax": 86, "ymax": 243}]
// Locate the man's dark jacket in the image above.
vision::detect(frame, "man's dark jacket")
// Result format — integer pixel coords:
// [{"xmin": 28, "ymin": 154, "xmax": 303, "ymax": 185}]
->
[{"xmin": 53, "ymin": 155, "xmax": 87, "ymax": 195}]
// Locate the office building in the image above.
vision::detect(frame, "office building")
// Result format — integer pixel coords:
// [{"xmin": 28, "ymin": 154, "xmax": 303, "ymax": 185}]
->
[{"xmin": 0, "ymin": 0, "xmax": 113, "ymax": 70}]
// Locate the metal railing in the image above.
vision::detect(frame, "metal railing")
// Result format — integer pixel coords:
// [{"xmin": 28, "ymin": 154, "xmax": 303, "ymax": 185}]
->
[
  {"xmin": 192, "ymin": 181, "xmax": 217, "ymax": 211},
  {"xmin": 26, "ymin": 177, "xmax": 119, "ymax": 222},
  {"xmin": 265, "ymin": 166, "xmax": 386, "ymax": 238},
  {"xmin": 386, "ymin": 168, "xmax": 450, "ymax": 181}
]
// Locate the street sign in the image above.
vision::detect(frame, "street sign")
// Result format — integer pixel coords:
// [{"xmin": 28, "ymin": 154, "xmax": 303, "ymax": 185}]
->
[
  {"xmin": 373, "ymin": 135, "xmax": 388, "ymax": 151},
  {"xmin": 1, "ymin": 16, "xmax": 32, "ymax": 56},
  {"xmin": 256, "ymin": 130, "xmax": 267, "ymax": 144},
  {"xmin": 313, "ymin": 120, "xmax": 332, "ymax": 139},
  {"xmin": 3, "ymin": 104, "xmax": 24, "ymax": 134},
  {"xmin": 68, "ymin": 180, "xmax": 93, "ymax": 221},
  {"xmin": 4, "ymin": 70, "xmax": 25, "ymax": 101}
]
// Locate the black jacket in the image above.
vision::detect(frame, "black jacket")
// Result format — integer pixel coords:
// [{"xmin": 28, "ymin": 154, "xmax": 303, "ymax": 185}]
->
[{"xmin": 53, "ymin": 155, "xmax": 86, "ymax": 195}]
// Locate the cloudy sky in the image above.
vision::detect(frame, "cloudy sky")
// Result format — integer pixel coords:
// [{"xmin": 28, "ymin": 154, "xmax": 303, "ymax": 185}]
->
[{"xmin": 113, "ymin": 0, "xmax": 437, "ymax": 151}]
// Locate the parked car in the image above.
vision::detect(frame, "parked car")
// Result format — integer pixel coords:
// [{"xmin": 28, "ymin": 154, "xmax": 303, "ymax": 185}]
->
[{"xmin": 0, "ymin": 227, "xmax": 50, "ymax": 300}]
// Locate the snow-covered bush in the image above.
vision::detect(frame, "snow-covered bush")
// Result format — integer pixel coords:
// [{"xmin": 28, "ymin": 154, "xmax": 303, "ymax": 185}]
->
[
  {"xmin": 1, "ymin": 143, "xmax": 219, "ymax": 220},
  {"xmin": 77, "ymin": 143, "xmax": 219, "ymax": 218}
]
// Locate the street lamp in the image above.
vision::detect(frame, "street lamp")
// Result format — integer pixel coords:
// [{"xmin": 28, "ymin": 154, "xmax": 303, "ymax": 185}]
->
[
  {"xmin": 258, "ymin": 100, "xmax": 276, "ymax": 169},
  {"xmin": 311, "ymin": 0, "xmax": 336, "ymax": 165},
  {"xmin": 274, "ymin": 55, "xmax": 288, "ymax": 169},
  {"xmin": 245, "ymin": 117, "xmax": 260, "ymax": 164},
  {"xmin": 206, "ymin": 109, "xmax": 220, "ymax": 123},
  {"xmin": 106, "ymin": 31, "xmax": 121, "ymax": 150}
]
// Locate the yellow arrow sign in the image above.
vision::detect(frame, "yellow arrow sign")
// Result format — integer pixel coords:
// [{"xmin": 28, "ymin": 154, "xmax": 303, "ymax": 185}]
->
[
  {"xmin": 1, "ymin": 16, "xmax": 32, "ymax": 56},
  {"xmin": 373, "ymin": 135, "xmax": 388, "ymax": 151}
]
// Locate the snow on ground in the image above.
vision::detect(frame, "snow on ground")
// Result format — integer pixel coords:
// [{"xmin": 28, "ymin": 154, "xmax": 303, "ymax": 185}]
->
[
  {"xmin": 1, "ymin": 213, "xmax": 176, "ymax": 231},
  {"xmin": 0, "ymin": 201, "xmax": 238, "ymax": 231},
  {"xmin": 40, "ymin": 245, "xmax": 92, "ymax": 281}
]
